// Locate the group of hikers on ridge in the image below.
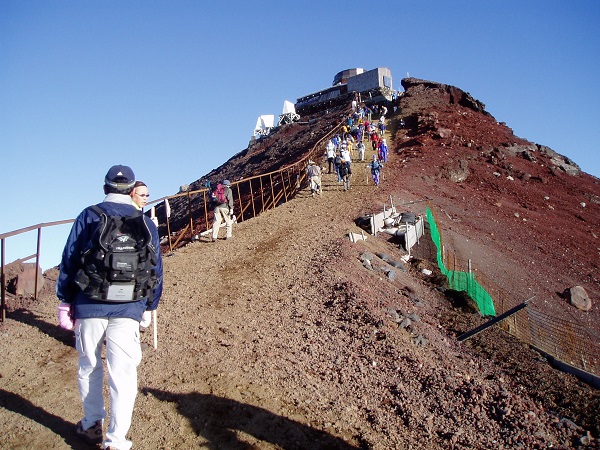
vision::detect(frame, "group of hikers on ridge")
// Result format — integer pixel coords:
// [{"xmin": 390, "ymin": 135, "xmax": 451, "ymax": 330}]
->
[{"xmin": 315, "ymin": 101, "xmax": 389, "ymax": 194}]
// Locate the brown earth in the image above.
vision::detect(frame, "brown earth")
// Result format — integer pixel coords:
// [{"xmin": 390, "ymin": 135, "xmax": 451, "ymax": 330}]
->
[{"xmin": 1, "ymin": 78, "xmax": 599, "ymax": 449}]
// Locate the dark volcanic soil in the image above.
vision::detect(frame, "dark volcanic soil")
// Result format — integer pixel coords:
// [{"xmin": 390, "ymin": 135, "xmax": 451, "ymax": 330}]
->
[{"xmin": 1, "ymin": 77, "xmax": 599, "ymax": 450}]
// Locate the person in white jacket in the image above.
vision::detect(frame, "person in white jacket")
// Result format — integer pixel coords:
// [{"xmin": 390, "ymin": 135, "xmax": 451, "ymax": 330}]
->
[
  {"xmin": 325, "ymin": 139, "xmax": 336, "ymax": 174},
  {"xmin": 307, "ymin": 160, "xmax": 322, "ymax": 197}
]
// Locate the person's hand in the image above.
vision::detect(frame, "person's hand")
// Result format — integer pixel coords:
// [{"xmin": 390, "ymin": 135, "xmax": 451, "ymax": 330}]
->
[
  {"xmin": 140, "ymin": 311, "xmax": 152, "ymax": 328},
  {"xmin": 229, "ymin": 208, "xmax": 234, "ymax": 216},
  {"xmin": 57, "ymin": 303, "xmax": 74, "ymax": 330}
]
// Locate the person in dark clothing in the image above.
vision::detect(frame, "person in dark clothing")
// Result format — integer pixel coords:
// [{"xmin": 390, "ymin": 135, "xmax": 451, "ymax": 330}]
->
[
  {"xmin": 56, "ymin": 165, "xmax": 163, "ymax": 450},
  {"xmin": 334, "ymin": 152, "xmax": 343, "ymax": 182},
  {"xmin": 338, "ymin": 159, "xmax": 352, "ymax": 191}
]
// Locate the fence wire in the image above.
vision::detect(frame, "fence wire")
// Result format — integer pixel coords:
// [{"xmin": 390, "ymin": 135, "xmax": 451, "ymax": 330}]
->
[{"xmin": 426, "ymin": 206, "xmax": 599, "ymax": 377}]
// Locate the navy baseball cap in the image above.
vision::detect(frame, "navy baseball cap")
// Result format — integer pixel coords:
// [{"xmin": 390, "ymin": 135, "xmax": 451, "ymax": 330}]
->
[{"xmin": 105, "ymin": 165, "xmax": 135, "ymax": 190}]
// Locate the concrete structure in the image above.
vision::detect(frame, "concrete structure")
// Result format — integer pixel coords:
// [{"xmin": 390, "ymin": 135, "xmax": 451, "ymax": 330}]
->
[
  {"xmin": 296, "ymin": 67, "xmax": 394, "ymax": 114},
  {"xmin": 347, "ymin": 67, "xmax": 393, "ymax": 93},
  {"xmin": 333, "ymin": 68, "xmax": 365, "ymax": 85}
]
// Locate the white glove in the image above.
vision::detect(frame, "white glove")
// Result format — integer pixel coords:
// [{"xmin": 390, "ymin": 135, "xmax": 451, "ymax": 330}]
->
[
  {"xmin": 229, "ymin": 208, "xmax": 234, "ymax": 216},
  {"xmin": 140, "ymin": 311, "xmax": 152, "ymax": 328}
]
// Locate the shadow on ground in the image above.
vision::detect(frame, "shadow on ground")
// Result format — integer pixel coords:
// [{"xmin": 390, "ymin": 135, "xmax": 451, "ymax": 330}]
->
[
  {"xmin": 0, "ymin": 389, "xmax": 90, "ymax": 450},
  {"xmin": 143, "ymin": 387, "xmax": 362, "ymax": 450}
]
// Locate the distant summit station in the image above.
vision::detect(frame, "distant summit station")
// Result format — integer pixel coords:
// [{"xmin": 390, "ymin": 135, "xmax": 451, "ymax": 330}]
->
[{"xmin": 295, "ymin": 67, "xmax": 394, "ymax": 114}]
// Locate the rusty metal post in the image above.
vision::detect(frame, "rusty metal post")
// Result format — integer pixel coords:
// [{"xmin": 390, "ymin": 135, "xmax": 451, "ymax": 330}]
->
[
  {"xmin": 203, "ymin": 191, "xmax": 209, "ymax": 232},
  {"xmin": 290, "ymin": 167, "xmax": 297, "ymax": 195},
  {"xmin": 1, "ymin": 238, "xmax": 5, "ymax": 322},
  {"xmin": 235, "ymin": 183, "xmax": 243, "ymax": 222},
  {"xmin": 187, "ymin": 191, "xmax": 194, "ymax": 240},
  {"xmin": 34, "ymin": 228, "xmax": 42, "ymax": 301},
  {"xmin": 269, "ymin": 174, "xmax": 275, "ymax": 210},
  {"xmin": 259, "ymin": 176, "xmax": 265, "ymax": 213},
  {"xmin": 249, "ymin": 179, "xmax": 256, "ymax": 218},
  {"xmin": 281, "ymin": 171, "xmax": 288, "ymax": 203},
  {"xmin": 287, "ymin": 169, "xmax": 292, "ymax": 194},
  {"xmin": 172, "ymin": 224, "xmax": 190, "ymax": 249},
  {"xmin": 166, "ymin": 215, "xmax": 173, "ymax": 253}
]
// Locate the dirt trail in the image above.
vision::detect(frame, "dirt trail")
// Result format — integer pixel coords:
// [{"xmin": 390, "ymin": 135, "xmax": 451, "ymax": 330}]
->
[{"xmin": 1, "ymin": 127, "xmax": 599, "ymax": 449}]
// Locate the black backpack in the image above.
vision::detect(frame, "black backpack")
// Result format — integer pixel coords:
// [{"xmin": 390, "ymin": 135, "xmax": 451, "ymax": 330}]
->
[
  {"xmin": 339, "ymin": 162, "xmax": 351, "ymax": 177},
  {"xmin": 74, "ymin": 205, "xmax": 158, "ymax": 302}
]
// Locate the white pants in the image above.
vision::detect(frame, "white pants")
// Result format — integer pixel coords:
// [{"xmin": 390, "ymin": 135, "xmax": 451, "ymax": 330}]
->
[
  {"xmin": 309, "ymin": 176, "xmax": 321, "ymax": 193},
  {"xmin": 75, "ymin": 317, "xmax": 141, "ymax": 450},
  {"xmin": 212, "ymin": 206, "xmax": 233, "ymax": 239}
]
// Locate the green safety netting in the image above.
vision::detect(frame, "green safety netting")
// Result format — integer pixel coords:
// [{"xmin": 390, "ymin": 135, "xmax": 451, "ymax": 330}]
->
[{"xmin": 426, "ymin": 207, "xmax": 496, "ymax": 317}]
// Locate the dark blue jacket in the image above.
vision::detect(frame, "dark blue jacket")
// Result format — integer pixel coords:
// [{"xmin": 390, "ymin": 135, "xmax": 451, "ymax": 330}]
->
[{"xmin": 56, "ymin": 195, "xmax": 163, "ymax": 321}]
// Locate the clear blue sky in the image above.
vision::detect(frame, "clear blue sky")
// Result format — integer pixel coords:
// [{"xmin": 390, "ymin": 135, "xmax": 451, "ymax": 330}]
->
[{"xmin": 1, "ymin": 1, "xmax": 599, "ymax": 270}]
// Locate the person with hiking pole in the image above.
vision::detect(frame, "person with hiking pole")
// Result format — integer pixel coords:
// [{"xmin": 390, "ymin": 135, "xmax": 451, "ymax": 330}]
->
[{"xmin": 56, "ymin": 165, "xmax": 163, "ymax": 450}]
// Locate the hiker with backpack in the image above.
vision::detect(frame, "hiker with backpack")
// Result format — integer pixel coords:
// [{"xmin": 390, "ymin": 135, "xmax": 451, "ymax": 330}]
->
[
  {"xmin": 338, "ymin": 158, "xmax": 352, "ymax": 191},
  {"xmin": 357, "ymin": 141, "xmax": 366, "ymax": 162},
  {"xmin": 378, "ymin": 119, "xmax": 387, "ymax": 137},
  {"xmin": 341, "ymin": 144, "xmax": 352, "ymax": 168},
  {"xmin": 369, "ymin": 155, "xmax": 383, "ymax": 186},
  {"xmin": 56, "ymin": 165, "xmax": 163, "ymax": 450},
  {"xmin": 306, "ymin": 160, "xmax": 322, "ymax": 197},
  {"xmin": 333, "ymin": 151, "xmax": 343, "ymax": 183},
  {"xmin": 370, "ymin": 129, "xmax": 379, "ymax": 151},
  {"xmin": 211, "ymin": 179, "xmax": 234, "ymax": 241},
  {"xmin": 381, "ymin": 104, "xmax": 388, "ymax": 119}
]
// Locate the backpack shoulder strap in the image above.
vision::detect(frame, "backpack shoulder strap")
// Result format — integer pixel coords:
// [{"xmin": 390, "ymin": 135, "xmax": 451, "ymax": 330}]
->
[{"xmin": 90, "ymin": 204, "xmax": 106, "ymax": 218}]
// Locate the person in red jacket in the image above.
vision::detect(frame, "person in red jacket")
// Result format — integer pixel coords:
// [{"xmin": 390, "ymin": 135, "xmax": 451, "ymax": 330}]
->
[{"xmin": 370, "ymin": 129, "xmax": 379, "ymax": 151}]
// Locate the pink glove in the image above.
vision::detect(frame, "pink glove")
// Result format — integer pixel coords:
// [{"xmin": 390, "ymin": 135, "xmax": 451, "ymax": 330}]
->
[{"xmin": 57, "ymin": 303, "xmax": 74, "ymax": 330}]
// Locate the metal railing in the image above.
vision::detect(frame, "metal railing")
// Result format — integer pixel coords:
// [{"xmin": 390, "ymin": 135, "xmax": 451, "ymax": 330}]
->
[
  {"xmin": 143, "ymin": 121, "xmax": 343, "ymax": 253},
  {"xmin": 1, "ymin": 219, "xmax": 74, "ymax": 321}
]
